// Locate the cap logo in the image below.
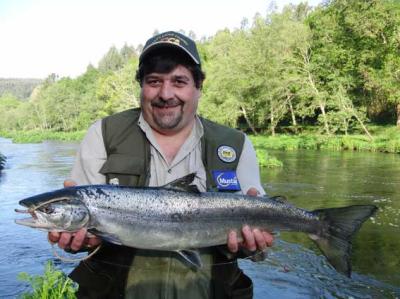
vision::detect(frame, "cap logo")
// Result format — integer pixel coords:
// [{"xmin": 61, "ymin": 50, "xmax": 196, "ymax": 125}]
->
[
  {"xmin": 159, "ymin": 37, "xmax": 181, "ymax": 46},
  {"xmin": 217, "ymin": 145, "xmax": 236, "ymax": 163}
]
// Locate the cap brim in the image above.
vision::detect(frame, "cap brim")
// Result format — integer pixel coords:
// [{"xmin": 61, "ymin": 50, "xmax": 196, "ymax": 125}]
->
[{"xmin": 139, "ymin": 42, "xmax": 200, "ymax": 65}]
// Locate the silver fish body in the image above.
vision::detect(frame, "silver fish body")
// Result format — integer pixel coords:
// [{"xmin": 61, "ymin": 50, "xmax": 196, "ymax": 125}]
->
[{"xmin": 15, "ymin": 174, "xmax": 377, "ymax": 277}]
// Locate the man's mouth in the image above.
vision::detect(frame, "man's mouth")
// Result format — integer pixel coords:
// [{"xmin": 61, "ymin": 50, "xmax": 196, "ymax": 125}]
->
[{"xmin": 151, "ymin": 100, "xmax": 182, "ymax": 109}]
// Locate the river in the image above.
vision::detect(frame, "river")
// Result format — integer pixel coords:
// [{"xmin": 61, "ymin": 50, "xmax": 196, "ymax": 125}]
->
[{"xmin": 0, "ymin": 137, "xmax": 399, "ymax": 298}]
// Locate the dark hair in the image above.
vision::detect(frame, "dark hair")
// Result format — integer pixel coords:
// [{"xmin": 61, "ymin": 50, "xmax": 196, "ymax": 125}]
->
[{"xmin": 135, "ymin": 48, "xmax": 205, "ymax": 89}]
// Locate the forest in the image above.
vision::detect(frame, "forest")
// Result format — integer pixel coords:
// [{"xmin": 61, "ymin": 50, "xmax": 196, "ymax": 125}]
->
[{"xmin": 0, "ymin": 0, "xmax": 399, "ymax": 141}]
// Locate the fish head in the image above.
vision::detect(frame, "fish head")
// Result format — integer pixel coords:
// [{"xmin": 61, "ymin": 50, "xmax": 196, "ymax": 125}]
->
[{"xmin": 15, "ymin": 188, "xmax": 90, "ymax": 232}]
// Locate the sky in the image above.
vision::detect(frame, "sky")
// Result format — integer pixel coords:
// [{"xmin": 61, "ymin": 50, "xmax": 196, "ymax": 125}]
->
[{"xmin": 0, "ymin": 0, "xmax": 323, "ymax": 79}]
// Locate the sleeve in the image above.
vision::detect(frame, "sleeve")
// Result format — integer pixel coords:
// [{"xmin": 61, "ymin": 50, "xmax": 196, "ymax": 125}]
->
[
  {"xmin": 236, "ymin": 135, "xmax": 266, "ymax": 196},
  {"xmin": 69, "ymin": 120, "xmax": 107, "ymax": 185}
]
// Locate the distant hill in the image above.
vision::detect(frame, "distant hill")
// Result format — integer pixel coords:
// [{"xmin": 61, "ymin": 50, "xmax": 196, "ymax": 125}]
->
[{"xmin": 0, "ymin": 78, "xmax": 43, "ymax": 99}]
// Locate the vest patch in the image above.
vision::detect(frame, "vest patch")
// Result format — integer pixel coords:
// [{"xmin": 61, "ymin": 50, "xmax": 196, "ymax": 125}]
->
[
  {"xmin": 212, "ymin": 171, "xmax": 241, "ymax": 191},
  {"xmin": 109, "ymin": 178, "xmax": 120, "ymax": 185},
  {"xmin": 217, "ymin": 145, "xmax": 237, "ymax": 163}
]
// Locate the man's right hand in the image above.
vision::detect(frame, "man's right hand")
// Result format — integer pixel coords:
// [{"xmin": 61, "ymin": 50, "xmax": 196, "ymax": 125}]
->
[{"xmin": 47, "ymin": 180, "xmax": 102, "ymax": 252}]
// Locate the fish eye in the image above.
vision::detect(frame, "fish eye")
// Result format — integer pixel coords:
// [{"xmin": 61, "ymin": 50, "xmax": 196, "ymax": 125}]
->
[{"xmin": 38, "ymin": 206, "xmax": 54, "ymax": 214}]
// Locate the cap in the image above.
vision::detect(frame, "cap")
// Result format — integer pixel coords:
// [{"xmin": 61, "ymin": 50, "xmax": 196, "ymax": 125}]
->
[{"xmin": 139, "ymin": 31, "xmax": 201, "ymax": 65}]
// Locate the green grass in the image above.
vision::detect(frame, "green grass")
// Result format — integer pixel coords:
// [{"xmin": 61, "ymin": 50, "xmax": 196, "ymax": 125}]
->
[
  {"xmin": 18, "ymin": 261, "xmax": 77, "ymax": 299},
  {"xmin": 250, "ymin": 127, "xmax": 400, "ymax": 154},
  {"xmin": 0, "ymin": 130, "xmax": 86, "ymax": 143}
]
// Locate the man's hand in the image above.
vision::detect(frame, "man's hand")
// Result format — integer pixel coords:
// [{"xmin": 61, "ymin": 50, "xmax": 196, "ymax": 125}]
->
[
  {"xmin": 226, "ymin": 187, "xmax": 274, "ymax": 254},
  {"xmin": 47, "ymin": 180, "xmax": 101, "ymax": 251}
]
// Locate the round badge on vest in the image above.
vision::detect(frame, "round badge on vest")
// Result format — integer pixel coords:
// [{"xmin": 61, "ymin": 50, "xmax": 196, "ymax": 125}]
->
[{"xmin": 217, "ymin": 145, "xmax": 237, "ymax": 163}]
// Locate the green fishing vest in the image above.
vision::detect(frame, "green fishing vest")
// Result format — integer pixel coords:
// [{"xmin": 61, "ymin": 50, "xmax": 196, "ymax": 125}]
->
[
  {"xmin": 69, "ymin": 108, "xmax": 253, "ymax": 299},
  {"xmin": 98, "ymin": 107, "xmax": 245, "ymax": 190}
]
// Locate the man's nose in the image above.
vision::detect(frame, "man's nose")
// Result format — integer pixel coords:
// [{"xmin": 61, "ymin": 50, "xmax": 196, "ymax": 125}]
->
[{"xmin": 159, "ymin": 82, "xmax": 174, "ymax": 100}]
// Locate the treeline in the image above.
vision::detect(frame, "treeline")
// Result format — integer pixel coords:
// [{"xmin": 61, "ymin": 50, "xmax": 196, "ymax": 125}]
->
[
  {"xmin": 0, "ymin": 78, "xmax": 43, "ymax": 99},
  {"xmin": 0, "ymin": 0, "xmax": 399, "ymax": 137}
]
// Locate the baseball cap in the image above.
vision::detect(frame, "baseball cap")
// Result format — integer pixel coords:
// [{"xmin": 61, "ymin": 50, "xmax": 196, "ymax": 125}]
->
[{"xmin": 139, "ymin": 31, "xmax": 201, "ymax": 65}]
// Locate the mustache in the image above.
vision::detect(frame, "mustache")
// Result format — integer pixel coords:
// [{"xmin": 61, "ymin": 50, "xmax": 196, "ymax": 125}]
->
[{"xmin": 151, "ymin": 99, "xmax": 183, "ymax": 108}]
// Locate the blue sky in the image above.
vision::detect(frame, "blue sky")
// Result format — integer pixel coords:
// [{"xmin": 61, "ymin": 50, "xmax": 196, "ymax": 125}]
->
[{"xmin": 0, "ymin": 0, "xmax": 323, "ymax": 78}]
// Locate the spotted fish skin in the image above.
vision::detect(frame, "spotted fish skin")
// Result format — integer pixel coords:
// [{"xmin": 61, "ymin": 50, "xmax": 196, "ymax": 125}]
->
[{"xmin": 15, "ymin": 174, "xmax": 377, "ymax": 277}]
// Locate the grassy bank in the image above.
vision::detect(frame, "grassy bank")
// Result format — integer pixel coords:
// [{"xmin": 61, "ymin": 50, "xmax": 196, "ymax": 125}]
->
[
  {"xmin": 1, "ymin": 127, "xmax": 398, "ymax": 170},
  {"xmin": 0, "ymin": 130, "xmax": 86, "ymax": 143},
  {"xmin": 250, "ymin": 126, "xmax": 400, "ymax": 154}
]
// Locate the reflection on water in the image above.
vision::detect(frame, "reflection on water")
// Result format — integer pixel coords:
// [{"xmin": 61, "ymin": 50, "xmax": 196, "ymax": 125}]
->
[{"xmin": 1, "ymin": 138, "xmax": 399, "ymax": 298}]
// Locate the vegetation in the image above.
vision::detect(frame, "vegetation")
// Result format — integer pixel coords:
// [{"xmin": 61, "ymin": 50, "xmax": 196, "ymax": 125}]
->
[
  {"xmin": 0, "ymin": 130, "xmax": 86, "ymax": 143},
  {"xmin": 251, "ymin": 126, "xmax": 400, "ymax": 154},
  {"xmin": 0, "ymin": 1, "xmax": 399, "ymax": 151},
  {"xmin": 18, "ymin": 261, "xmax": 77, "ymax": 299},
  {"xmin": 0, "ymin": 78, "xmax": 42, "ymax": 99}
]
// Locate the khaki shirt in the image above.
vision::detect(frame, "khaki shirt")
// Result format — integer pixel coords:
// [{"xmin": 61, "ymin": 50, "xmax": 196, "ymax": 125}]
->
[{"xmin": 70, "ymin": 114, "xmax": 265, "ymax": 298}]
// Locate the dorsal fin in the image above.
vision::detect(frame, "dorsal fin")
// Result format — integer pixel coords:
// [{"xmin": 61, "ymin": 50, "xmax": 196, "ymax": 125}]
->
[
  {"xmin": 162, "ymin": 173, "xmax": 200, "ymax": 193},
  {"xmin": 269, "ymin": 195, "xmax": 290, "ymax": 204}
]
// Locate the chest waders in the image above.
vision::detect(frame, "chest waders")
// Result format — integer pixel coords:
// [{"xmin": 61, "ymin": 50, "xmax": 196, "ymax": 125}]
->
[{"xmin": 69, "ymin": 108, "xmax": 253, "ymax": 299}]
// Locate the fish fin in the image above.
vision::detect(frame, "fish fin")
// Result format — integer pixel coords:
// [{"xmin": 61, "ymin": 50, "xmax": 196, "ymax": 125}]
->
[
  {"xmin": 269, "ymin": 195, "xmax": 290, "ymax": 204},
  {"xmin": 311, "ymin": 205, "xmax": 378, "ymax": 277},
  {"xmin": 88, "ymin": 228, "xmax": 123, "ymax": 245},
  {"xmin": 163, "ymin": 173, "xmax": 200, "ymax": 193},
  {"xmin": 176, "ymin": 249, "xmax": 203, "ymax": 270}
]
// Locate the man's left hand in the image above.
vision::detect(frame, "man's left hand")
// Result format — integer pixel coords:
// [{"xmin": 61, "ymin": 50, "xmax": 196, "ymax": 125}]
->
[{"xmin": 226, "ymin": 188, "xmax": 274, "ymax": 253}]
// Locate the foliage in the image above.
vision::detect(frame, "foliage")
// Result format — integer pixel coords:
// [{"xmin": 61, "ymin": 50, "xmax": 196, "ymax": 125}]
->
[
  {"xmin": 18, "ymin": 261, "xmax": 77, "ymax": 299},
  {"xmin": 1, "ymin": 1, "xmax": 399, "ymax": 139},
  {"xmin": 255, "ymin": 148, "xmax": 283, "ymax": 168},
  {"xmin": 0, "ymin": 78, "xmax": 42, "ymax": 99},
  {"xmin": 0, "ymin": 130, "xmax": 86, "ymax": 143},
  {"xmin": 250, "ymin": 126, "xmax": 400, "ymax": 153}
]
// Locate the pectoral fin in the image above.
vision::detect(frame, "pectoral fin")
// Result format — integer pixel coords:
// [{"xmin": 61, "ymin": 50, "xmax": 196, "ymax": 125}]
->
[{"xmin": 176, "ymin": 249, "xmax": 203, "ymax": 270}]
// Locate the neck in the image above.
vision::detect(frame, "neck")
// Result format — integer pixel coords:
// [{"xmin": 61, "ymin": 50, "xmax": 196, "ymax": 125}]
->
[{"xmin": 152, "ymin": 119, "xmax": 195, "ymax": 164}]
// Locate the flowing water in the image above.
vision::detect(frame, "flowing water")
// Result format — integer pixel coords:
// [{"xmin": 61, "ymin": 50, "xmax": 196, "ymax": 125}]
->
[{"xmin": 0, "ymin": 137, "xmax": 399, "ymax": 298}]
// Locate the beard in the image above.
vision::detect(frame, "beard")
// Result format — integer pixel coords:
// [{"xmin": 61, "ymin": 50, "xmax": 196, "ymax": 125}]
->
[{"xmin": 151, "ymin": 99, "xmax": 184, "ymax": 129}]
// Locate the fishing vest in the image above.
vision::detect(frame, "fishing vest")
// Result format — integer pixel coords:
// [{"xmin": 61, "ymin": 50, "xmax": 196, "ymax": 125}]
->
[
  {"xmin": 69, "ymin": 108, "xmax": 253, "ymax": 299},
  {"xmin": 98, "ymin": 107, "xmax": 245, "ymax": 190}
]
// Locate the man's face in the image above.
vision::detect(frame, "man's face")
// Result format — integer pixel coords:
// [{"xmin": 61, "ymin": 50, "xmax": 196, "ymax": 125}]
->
[{"xmin": 140, "ymin": 65, "xmax": 201, "ymax": 135}]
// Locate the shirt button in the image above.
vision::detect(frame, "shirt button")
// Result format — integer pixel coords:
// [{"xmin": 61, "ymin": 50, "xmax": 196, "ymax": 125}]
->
[{"xmin": 168, "ymin": 169, "xmax": 172, "ymax": 174}]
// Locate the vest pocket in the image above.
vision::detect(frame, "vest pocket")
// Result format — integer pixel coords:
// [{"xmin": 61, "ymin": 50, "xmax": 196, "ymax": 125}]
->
[{"xmin": 99, "ymin": 153, "xmax": 145, "ymax": 186}]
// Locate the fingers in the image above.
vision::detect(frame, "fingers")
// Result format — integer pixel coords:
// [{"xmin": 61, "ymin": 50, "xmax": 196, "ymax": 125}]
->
[
  {"xmin": 253, "ymin": 228, "xmax": 267, "ymax": 251},
  {"xmin": 58, "ymin": 232, "xmax": 73, "ymax": 249},
  {"xmin": 48, "ymin": 231, "xmax": 60, "ymax": 244},
  {"xmin": 64, "ymin": 179, "xmax": 77, "ymax": 188},
  {"xmin": 227, "ymin": 230, "xmax": 239, "ymax": 253},
  {"xmin": 242, "ymin": 225, "xmax": 257, "ymax": 251},
  {"xmin": 226, "ymin": 225, "xmax": 274, "ymax": 254},
  {"xmin": 263, "ymin": 231, "xmax": 274, "ymax": 247},
  {"xmin": 70, "ymin": 228, "xmax": 87, "ymax": 251},
  {"xmin": 48, "ymin": 228, "xmax": 101, "ymax": 252},
  {"xmin": 246, "ymin": 187, "xmax": 260, "ymax": 197}
]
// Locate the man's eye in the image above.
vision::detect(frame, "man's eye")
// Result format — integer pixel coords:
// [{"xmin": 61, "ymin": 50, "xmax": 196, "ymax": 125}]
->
[{"xmin": 174, "ymin": 80, "xmax": 187, "ymax": 86}]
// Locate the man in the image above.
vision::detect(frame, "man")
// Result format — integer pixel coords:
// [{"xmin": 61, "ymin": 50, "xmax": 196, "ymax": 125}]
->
[{"xmin": 49, "ymin": 31, "xmax": 273, "ymax": 298}]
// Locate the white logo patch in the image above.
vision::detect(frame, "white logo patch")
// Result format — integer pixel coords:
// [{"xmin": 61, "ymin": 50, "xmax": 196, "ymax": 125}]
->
[
  {"xmin": 109, "ymin": 178, "xmax": 120, "ymax": 185},
  {"xmin": 217, "ymin": 145, "xmax": 237, "ymax": 163}
]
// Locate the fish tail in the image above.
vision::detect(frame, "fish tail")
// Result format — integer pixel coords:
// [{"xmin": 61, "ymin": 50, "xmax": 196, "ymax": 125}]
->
[{"xmin": 310, "ymin": 205, "xmax": 377, "ymax": 277}]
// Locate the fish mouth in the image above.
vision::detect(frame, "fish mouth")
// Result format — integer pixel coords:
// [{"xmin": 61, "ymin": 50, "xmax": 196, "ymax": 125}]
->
[
  {"xmin": 14, "ymin": 208, "xmax": 47, "ymax": 228},
  {"xmin": 15, "ymin": 208, "xmax": 37, "ymax": 219}
]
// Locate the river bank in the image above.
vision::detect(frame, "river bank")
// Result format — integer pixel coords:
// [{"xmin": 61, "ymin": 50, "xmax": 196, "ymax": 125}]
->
[{"xmin": 1, "ymin": 126, "xmax": 399, "ymax": 169}]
